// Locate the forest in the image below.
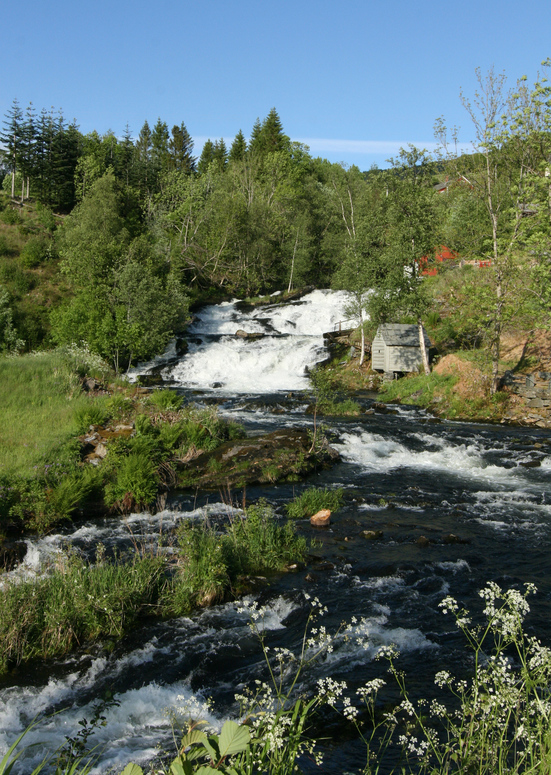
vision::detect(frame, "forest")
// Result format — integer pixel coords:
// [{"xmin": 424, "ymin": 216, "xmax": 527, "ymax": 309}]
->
[{"xmin": 0, "ymin": 63, "xmax": 551, "ymax": 390}]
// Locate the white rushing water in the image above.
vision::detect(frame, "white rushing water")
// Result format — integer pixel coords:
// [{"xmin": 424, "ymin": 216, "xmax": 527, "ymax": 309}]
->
[{"xmin": 131, "ymin": 289, "xmax": 349, "ymax": 392}]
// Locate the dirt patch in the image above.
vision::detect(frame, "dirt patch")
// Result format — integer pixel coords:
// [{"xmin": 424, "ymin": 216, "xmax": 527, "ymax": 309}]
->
[
  {"xmin": 433, "ymin": 355, "xmax": 489, "ymax": 399},
  {"xmin": 501, "ymin": 329, "xmax": 551, "ymax": 372}
]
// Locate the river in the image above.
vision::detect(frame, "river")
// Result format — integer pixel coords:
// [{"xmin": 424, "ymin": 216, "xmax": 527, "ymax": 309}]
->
[{"xmin": 2, "ymin": 289, "xmax": 551, "ymax": 773}]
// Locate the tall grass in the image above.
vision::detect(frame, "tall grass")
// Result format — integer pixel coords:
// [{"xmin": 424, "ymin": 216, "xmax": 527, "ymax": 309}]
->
[
  {"xmin": 163, "ymin": 501, "xmax": 308, "ymax": 616},
  {"xmin": 286, "ymin": 486, "xmax": 344, "ymax": 519},
  {"xmin": 0, "ymin": 550, "xmax": 165, "ymax": 671},
  {"xmin": 0, "ymin": 351, "xmax": 91, "ymax": 477}
]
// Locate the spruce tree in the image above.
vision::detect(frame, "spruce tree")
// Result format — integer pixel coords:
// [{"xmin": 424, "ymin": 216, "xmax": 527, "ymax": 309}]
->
[
  {"xmin": 151, "ymin": 118, "xmax": 169, "ymax": 177},
  {"xmin": 260, "ymin": 107, "xmax": 287, "ymax": 153},
  {"xmin": 248, "ymin": 117, "xmax": 262, "ymax": 155},
  {"xmin": 1, "ymin": 99, "xmax": 24, "ymax": 198},
  {"xmin": 197, "ymin": 139, "xmax": 214, "ymax": 175},
  {"xmin": 212, "ymin": 138, "xmax": 228, "ymax": 172},
  {"xmin": 229, "ymin": 129, "xmax": 247, "ymax": 162},
  {"xmin": 168, "ymin": 122, "xmax": 196, "ymax": 174}
]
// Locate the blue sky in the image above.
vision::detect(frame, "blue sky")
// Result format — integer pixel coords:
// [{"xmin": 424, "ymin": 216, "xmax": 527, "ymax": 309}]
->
[{"xmin": 2, "ymin": 0, "xmax": 550, "ymax": 170}]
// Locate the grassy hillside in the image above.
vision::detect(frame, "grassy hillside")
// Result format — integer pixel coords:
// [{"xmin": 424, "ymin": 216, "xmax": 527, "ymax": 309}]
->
[{"xmin": 0, "ymin": 192, "xmax": 69, "ymax": 350}]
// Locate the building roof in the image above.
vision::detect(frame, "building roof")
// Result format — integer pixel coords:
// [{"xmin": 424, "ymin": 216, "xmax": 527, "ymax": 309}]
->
[{"xmin": 375, "ymin": 324, "xmax": 432, "ymax": 347}]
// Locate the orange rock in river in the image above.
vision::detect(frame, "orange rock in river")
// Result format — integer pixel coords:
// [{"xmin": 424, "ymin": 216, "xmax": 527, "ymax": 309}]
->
[{"xmin": 310, "ymin": 509, "xmax": 331, "ymax": 526}]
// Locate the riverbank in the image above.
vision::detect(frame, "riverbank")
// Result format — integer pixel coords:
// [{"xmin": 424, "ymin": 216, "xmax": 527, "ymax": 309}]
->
[{"xmin": 321, "ymin": 327, "xmax": 551, "ymax": 429}]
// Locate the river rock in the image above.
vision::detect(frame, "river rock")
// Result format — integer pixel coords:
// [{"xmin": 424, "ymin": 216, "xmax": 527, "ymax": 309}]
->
[
  {"xmin": 305, "ymin": 572, "xmax": 318, "ymax": 583},
  {"xmin": 361, "ymin": 530, "xmax": 383, "ymax": 540},
  {"xmin": 94, "ymin": 443, "xmax": 108, "ymax": 459},
  {"xmin": 416, "ymin": 536, "xmax": 431, "ymax": 547},
  {"xmin": 442, "ymin": 533, "xmax": 469, "ymax": 544},
  {"xmin": 310, "ymin": 509, "xmax": 331, "ymax": 526}
]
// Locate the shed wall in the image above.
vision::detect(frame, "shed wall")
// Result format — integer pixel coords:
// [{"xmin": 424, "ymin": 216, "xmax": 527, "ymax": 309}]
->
[
  {"xmin": 372, "ymin": 334, "xmax": 386, "ymax": 370},
  {"xmin": 388, "ymin": 346, "xmax": 422, "ymax": 372}
]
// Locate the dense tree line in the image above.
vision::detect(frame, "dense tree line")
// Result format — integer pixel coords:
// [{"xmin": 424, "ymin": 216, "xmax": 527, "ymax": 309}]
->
[{"xmin": 1, "ymin": 64, "xmax": 551, "ymax": 377}]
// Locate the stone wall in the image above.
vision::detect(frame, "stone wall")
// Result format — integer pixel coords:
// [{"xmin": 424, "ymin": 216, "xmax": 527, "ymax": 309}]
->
[{"xmin": 501, "ymin": 371, "xmax": 551, "ymax": 425}]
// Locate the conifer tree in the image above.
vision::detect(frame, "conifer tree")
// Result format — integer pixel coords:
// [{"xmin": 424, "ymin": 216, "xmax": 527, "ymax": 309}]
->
[
  {"xmin": 212, "ymin": 138, "xmax": 228, "ymax": 172},
  {"xmin": 248, "ymin": 117, "xmax": 262, "ymax": 155},
  {"xmin": 229, "ymin": 129, "xmax": 247, "ymax": 162},
  {"xmin": 197, "ymin": 139, "xmax": 215, "ymax": 175},
  {"xmin": 1, "ymin": 99, "xmax": 24, "ymax": 198},
  {"xmin": 168, "ymin": 122, "xmax": 196, "ymax": 174},
  {"xmin": 260, "ymin": 107, "xmax": 288, "ymax": 153}
]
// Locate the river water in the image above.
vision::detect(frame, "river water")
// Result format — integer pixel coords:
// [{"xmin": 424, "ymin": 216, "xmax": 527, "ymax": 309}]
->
[{"xmin": 2, "ymin": 290, "xmax": 551, "ymax": 773}]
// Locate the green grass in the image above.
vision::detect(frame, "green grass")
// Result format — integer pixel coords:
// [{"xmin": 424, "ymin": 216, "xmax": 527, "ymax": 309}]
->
[
  {"xmin": 0, "ymin": 550, "xmax": 166, "ymax": 671},
  {"xmin": 286, "ymin": 486, "xmax": 344, "ymax": 519},
  {"xmin": 0, "ymin": 351, "xmax": 91, "ymax": 477},
  {"xmin": 378, "ymin": 371, "xmax": 457, "ymax": 407}
]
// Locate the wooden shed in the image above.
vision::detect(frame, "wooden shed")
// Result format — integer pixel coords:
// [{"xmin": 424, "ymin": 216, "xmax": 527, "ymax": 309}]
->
[{"xmin": 371, "ymin": 324, "xmax": 432, "ymax": 374}]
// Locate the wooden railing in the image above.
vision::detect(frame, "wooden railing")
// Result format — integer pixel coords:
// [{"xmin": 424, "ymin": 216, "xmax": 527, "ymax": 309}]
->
[{"xmin": 333, "ymin": 319, "xmax": 356, "ymax": 333}]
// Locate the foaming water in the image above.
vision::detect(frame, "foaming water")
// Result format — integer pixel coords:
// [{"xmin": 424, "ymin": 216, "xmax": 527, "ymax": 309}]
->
[{"xmin": 133, "ymin": 290, "xmax": 348, "ymax": 393}]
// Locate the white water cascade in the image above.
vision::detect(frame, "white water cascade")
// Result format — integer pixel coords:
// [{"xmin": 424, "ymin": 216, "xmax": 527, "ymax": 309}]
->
[{"xmin": 133, "ymin": 289, "xmax": 350, "ymax": 393}]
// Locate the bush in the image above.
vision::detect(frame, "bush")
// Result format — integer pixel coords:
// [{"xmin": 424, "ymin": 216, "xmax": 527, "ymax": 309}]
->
[
  {"xmin": 147, "ymin": 388, "xmax": 183, "ymax": 411},
  {"xmin": 224, "ymin": 499, "xmax": 307, "ymax": 575},
  {"xmin": 73, "ymin": 400, "xmax": 111, "ymax": 433},
  {"xmin": 104, "ymin": 451, "xmax": 159, "ymax": 512},
  {"xmin": 0, "ymin": 207, "xmax": 21, "ymax": 225},
  {"xmin": 20, "ymin": 236, "xmax": 49, "ymax": 268},
  {"xmin": 286, "ymin": 486, "xmax": 344, "ymax": 519}
]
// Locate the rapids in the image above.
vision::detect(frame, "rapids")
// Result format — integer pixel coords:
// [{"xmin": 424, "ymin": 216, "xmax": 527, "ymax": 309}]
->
[{"xmin": 2, "ymin": 290, "xmax": 551, "ymax": 774}]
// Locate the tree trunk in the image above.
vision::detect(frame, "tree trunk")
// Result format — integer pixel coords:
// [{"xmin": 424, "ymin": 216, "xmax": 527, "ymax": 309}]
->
[
  {"xmin": 490, "ymin": 274, "xmax": 503, "ymax": 394},
  {"xmin": 287, "ymin": 229, "xmax": 299, "ymax": 293},
  {"xmin": 359, "ymin": 308, "xmax": 365, "ymax": 367},
  {"xmin": 418, "ymin": 318, "xmax": 430, "ymax": 375}
]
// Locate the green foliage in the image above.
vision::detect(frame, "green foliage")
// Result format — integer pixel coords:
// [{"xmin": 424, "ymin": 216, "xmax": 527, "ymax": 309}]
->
[
  {"xmin": 0, "ymin": 551, "xmax": 165, "ymax": 671},
  {"xmin": 73, "ymin": 400, "xmax": 111, "ymax": 433},
  {"xmin": 0, "ymin": 285, "xmax": 24, "ymax": 352},
  {"xmin": 104, "ymin": 451, "xmax": 159, "ymax": 511},
  {"xmin": 224, "ymin": 500, "xmax": 307, "ymax": 575},
  {"xmin": 147, "ymin": 388, "xmax": 184, "ymax": 411},
  {"xmin": 47, "ymin": 467, "xmax": 101, "ymax": 522},
  {"xmin": 167, "ymin": 521, "xmax": 229, "ymax": 614},
  {"xmin": 286, "ymin": 486, "xmax": 344, "ymax": 519},
  {"xmin": 0, "ymin": 208, "xmax": 22, "ymax": 226},
  {"xmin": 166, "ymin": 502, "xmax": 307, "ymax": 616},
  {"xmin": 20, "ymin": 236, "xmax": 49, "ymax": 268}
]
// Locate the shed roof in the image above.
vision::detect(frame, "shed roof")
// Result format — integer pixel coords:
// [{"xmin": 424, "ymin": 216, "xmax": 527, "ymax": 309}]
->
[{"xmin": 375, "ymin": 324, "xmax": 432, "ymax": 347}]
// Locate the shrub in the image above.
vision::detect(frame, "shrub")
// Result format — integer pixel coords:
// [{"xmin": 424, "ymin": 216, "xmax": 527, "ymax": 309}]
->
[
  {"xmin": 147, "ymin": 388, "xmax": 183, "ymax": 411},
  {"xmin": 224, "ymin": 499, "xmax": 307, "ymax": 575},
  {"xmin": 73, "ymin": 400, "xmax": 111, "ymax": 433},
  {"xmin": 104, "ymin": 451, "xmax": 159, "ymax": 512},
  {"xmin": 0, "ymin": 207, "xmax": 21, "ymax": 226},
  {"xmin": 20, "ymin": 236, "xmax": 49, "ymax": 268},
  {"xmin": 286, "ymin": 486, "xmax": 344, "ymax": 519}
]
